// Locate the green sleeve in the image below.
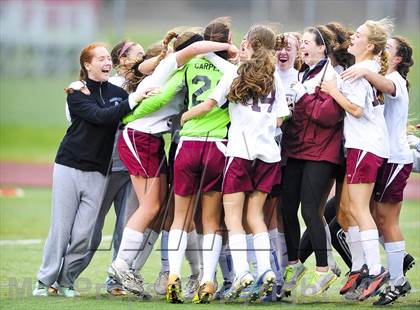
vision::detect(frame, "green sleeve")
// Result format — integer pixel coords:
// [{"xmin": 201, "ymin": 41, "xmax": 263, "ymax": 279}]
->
[{"xmin": 122, "ymin": 68, "xmax": 186, "ymax": 124}]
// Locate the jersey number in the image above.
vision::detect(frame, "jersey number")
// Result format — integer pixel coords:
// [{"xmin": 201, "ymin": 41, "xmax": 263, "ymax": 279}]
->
[
  {"xmin": 192, "ymin": 75, "xmax": 211, "ymax": 106},
  {"xmin": 251, "ymin": 89, "xmax": 276, "ymax": 113}
]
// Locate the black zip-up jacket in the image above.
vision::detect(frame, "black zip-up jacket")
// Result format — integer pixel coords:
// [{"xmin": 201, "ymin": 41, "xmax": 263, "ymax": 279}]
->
[{"xmin": 55, "ymin": 78, "xmax": 131, "ymax": 175}]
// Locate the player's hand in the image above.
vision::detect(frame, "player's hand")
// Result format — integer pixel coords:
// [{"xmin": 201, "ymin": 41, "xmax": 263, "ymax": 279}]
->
[
  {"xmin": 341, "ymin": 67, "xmax": 369, "ymax": 82},
  {"xmin": 321, "ymin": 78, "xmax": 337, "ymax": 95}
]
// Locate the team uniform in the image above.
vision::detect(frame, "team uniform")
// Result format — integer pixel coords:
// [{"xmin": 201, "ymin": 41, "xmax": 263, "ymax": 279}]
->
[
  {"xmin": 208, "ymin": 59, "xmax": 289, "ymax": 301},
  {"xmin": 340, "ymin": 59, "xmax": 390, "ymax": 301},
  {"xmin": 373, "ymin": 71, "xmax": 413, "ymax": 203}
]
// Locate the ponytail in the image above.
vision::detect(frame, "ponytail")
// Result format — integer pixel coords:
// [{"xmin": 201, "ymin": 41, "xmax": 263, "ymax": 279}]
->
[
  {"xmin": 379, "ymin": 51, "xmax": 388, "ymax": 76},
  {"xmin": 394, "ymin": 36, "xmax": 414, "ymax": 91},
  {"xmin": 156, "ymin": 31, "xmax": 178, "ymax": 65}
]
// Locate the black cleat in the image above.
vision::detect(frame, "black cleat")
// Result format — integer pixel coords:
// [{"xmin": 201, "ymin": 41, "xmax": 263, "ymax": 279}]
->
[
  {"xmin": 373, "ymin": 280, "xmax": 411, "ymax": 306},
  {"xmin": 403, "ymin": 253, "xmax": 415, "ymax": 276}
]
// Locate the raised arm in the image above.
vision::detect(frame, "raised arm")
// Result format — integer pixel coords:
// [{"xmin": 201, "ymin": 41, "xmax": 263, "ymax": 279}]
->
[
  {"xmin": 341, "ymin": 67, "xmax": 396, "ymax": 96},
  {"xmin": 122, "ymin": 67, "xmax": 186, "ymax": 124}
]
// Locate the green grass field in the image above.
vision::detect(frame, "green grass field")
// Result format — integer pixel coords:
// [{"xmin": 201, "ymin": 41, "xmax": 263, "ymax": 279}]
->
[{"xmin": 0, "ymin": 188, "xmax": 419, "ymax": 309}]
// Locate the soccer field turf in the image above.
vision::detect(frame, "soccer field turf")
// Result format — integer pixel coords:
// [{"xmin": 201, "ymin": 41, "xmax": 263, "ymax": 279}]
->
[{"xmin": 0, "ymin": 188, "xmax": 419, "ymax": 309}]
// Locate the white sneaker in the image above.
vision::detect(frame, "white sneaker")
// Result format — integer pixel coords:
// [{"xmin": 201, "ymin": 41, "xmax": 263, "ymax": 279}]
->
[
  {"xmin": 224, "ymin": 271, "xmax": 254, "ymax": 301},
  {"xmin": 184, "ymin": 273, "xmax": 199, "ymax": 299},
  {"xmin": 249, "ymin": 270, "xmax": 276, "ymax": 301},
  {"xmin": 57, "ymin": 286, "xmax": 80, "ymax": 298},
  {"xmin": 108, "ymin": 260, "xmax": 144, "ymax": 295},
  {"xmin": 154, "ymin": 271, "xmax": 169, "ymax": 295},
  {"xmin": 32, "ymin": 281, "xmax": 48, "ymax": 297},
  {"xmin": 283, "ymin": 262, "xmax": 307, "ymax": 292},
  {"xmin": 301, "ymin": 270, "xmax": 337, "ymax": 297}
]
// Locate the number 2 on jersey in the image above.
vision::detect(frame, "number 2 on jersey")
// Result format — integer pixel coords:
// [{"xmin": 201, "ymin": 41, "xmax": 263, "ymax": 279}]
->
[{"xmin": 192, "ymin": 75, "xmax": 211, "ymax": 106}]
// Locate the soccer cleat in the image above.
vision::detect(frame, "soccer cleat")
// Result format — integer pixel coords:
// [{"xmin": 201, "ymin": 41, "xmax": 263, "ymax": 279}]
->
[
  {"xmin": 249, "ymin": 270, "xmax": 276, "ymax": 302},
  {"xmin": 32, "ymin": 281, "xmax": 48, "ymax": 297},
  {"xmin": 154, "ymin": 271, "xmax": 169, "ymax": 296},
  {"xmin": 213, "ymin": 281, "xmax": 232, "ymax": 300},
  {"xmin": 339, "ymin": 264, "xmax": 368, "ymax": 295},
  {"xmin": 184, "ymin": 273, "xmax": 199, "ymax": 299},
  {"xmin": 106, "ymin": 277, "xmax": 127, "ymax": 296},
  {"xmin": 358, "ymin": 267, "xmax": 390, "ymax": 301},
  {"xmin": 283, "ymin": 262, "xmax": 307, "ymax": 292},
  {"xmin": 224, "ymin": 271, "xmax": 254, "ymax": 301},
  {"xmin": 58, "ymin": 286, "xmax": 80, "ymax": 297},
  {"xmin": 192, "ymin": 281, "xmax": 215, "ymax": 304},
  {"xmin": 301, "ymin": 269, "xmax": 337, "ymax": 297},
  {"xmin": 108, "ymin": 261, "xmax": 144, "ymax": 295},
  {"xmin": 403, "ymin": 253, "xmax": 415, "ymax": 276},
  {"xmin": 262, "ymin": 282, "xmax": 285, "ymax": 302},
  {"xmin": 166, "ymin": 274, "xmax": 183, "ymax": 303},
  {"xmin": 373, "ymin": 280, "xmax": 411, "ymax": 306}
]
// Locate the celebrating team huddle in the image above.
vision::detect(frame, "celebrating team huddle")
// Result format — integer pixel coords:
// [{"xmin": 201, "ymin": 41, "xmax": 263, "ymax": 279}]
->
[{"xmin": 32, "ymin": 16, "xmax": 416, "ymax": 307}]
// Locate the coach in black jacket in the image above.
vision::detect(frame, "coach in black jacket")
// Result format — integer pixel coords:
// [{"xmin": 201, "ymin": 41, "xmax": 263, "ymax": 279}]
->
[{"xmin": 33, "ymin": 43, "xmax": 148, "ymax": 297}]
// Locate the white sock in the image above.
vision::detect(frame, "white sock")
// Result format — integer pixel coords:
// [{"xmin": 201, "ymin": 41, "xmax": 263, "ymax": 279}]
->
[
  {"xmin": 347, "ymin": 226, "xmax": 365, "ymax": 272},
  {"xmin": 229, "ymin": 233, "xmax": 249, "ymax": 276},
  {"xmin": 116, "ymin": 227, "xmax": 144, "ymax": 267},
  {"xmin": 246, "ymin": 234, "xmax": 258, "ymax": 277},
  {"xmin": 268, "ymin": 229, "xmax": 282, "ymax": 282},
  {"xmin": 254, "ymin": 232, "xmax": 272, "ymax": 277},
  {"xmin": 168, "ymin": 229, "xmax": 187, "ymax": 277},
  {"xmin": 197, "ymin": 233, "xmax": 204, "ymax": 277},
  {"xmin": 360, "ymin": 229, "xmax": 382, "ymax": 275},
  {"xmin": 324, "ymin": 224, "xmax": 337, "ymax": 268},
  {"xmin": 277, "ymin": 232, "xmax": 287, "ymax": 285},
  {"xmin": 185, "ymin": 230, "xmax": 201, "ymax": 275},
  {"xmin": 160, "ymin": 230, "xmax": 170, "ymax": 272},
  {"xmin": 132, "ymin": 229, "xmax": 159, "ymax": 271},
  {"xmin": 201, "ymin": 234, "xmax": 222, "ymax": 284},
  {"xmin": 219, "ymin": 244, "xmax": 234, "ymax": 283},
  {"xmin": 385, "ymin": 241, "xmax": 405, "ymax": 286}
]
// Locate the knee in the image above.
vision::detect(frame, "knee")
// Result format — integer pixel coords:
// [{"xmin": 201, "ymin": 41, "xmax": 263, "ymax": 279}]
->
[{"xmin": 301, "ymin": 207, "xmax": 316, "ymax": 224}]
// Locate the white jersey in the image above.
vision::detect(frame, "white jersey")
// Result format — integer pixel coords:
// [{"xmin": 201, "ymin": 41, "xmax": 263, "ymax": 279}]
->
[
  {"xmin": 210, "ymin": 70, "xmax": 289, "ymax": 163},
  {"xmin": 108, "ymin": 74, "xmax": 125, "ymax": 88},
  {"xmin": 277, "ymin": 66, "xmax": 298, "ymax": 91},
  {"xmin": 341, "ymin": 60, "xmax": 390, "ymax": 158},
  {"xmin": 384, "ymin": 71, "xmax": 412, "ymax": 164},
  {"xmin": 126, "ymin": 53, "xmax": 182, "ymax": 134}
]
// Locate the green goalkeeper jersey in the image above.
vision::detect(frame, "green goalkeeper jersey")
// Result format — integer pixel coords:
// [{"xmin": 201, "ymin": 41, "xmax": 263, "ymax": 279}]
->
[{"xmin": 123, "ymin": 57, "xmax": 230, "ymax": 139}]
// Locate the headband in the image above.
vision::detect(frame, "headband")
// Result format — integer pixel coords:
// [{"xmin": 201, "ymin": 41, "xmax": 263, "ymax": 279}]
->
[
  {"xmin": 118, "ymin": 42, "xmax": 135, "ymax": 58},
  {"xmin": 312, "ymin": 27, "xmax": 327, "ymax": 55},
  {"xmin": 175, "ymin": 34, "xmax": 204, "ymax": 52}
]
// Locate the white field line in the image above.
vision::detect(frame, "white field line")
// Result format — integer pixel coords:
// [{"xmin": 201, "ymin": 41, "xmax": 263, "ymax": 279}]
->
[{"xmin": 0, "ymin": 235, "xmax": 113, "ymax": 246}]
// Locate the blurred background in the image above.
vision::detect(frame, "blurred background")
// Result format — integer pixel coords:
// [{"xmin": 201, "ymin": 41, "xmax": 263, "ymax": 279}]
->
[{"xmin": 0, "ymin": 0, "xmax": 419, "ymax": 163}]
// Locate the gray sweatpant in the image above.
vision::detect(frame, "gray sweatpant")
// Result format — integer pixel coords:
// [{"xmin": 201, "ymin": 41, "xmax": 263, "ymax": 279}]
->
[{"xmin": 37, "ymin": 163, "xmax": 108, "ymax": 287}]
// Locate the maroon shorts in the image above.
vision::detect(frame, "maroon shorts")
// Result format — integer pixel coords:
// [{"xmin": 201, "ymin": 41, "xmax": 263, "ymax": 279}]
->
[
  {"xmin": 374, "ymin": 163, "xmax": 413, "ymax": 203},
  {"xmin": 223, "ymin": 157, "xmax": 280, "ymax": 194},
  {"xmin": 346, "ymin": 148, "xmax": 384, "ymax": 184},
  {"xmin": 174, "ymin": 140, "xmax": 226, "ymax": 196},
  {"xmin": 118, "ymin": 128, "xmax": 167, "ymax": 178}
]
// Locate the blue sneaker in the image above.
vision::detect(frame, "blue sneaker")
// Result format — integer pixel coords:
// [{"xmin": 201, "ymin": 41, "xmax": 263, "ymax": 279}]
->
[
  {"xmin": 262, "ymin": 282, "xmax": 284, "ymax": 302},
  {"xmin": 249, "ymin": 270, "xmax": 276, "ymax": 302}
]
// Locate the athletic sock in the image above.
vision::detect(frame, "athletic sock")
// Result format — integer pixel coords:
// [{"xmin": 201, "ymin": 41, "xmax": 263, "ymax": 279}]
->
[
  {"xmin": 360, "ymin": 229, "xmax": 382, "ymax": 275},
  {"xmin": 324, "ymin": 224, "xmax": 337, "ymax": 268},
  {"xmin": 185, "ymin": 230, "xmax": 201, "ymax": 275},
  {"xmin": 132, "ymin": 229, "xmax": 159, "ymax": 271},
  {"xmin": 197, "ymin": 233, "xmax": 204, "ymax": 277},
  {"xmin": 254, "ymin": 232, "xmax": 272, "ymax": 277},
  {"xmin": 168, "ymin": 229, "xmax": 187, "ymax": 277},
  {"xmin": 116, "ymin": 227, "xmax": 144, "ymax": 267},
  {"xmin": 246, "ymin": 234, "xmax": 258, "ymax": 277},
  {"xmin": 385, "ymin": 241, "xmax": 405, "ymax": 286},
  {"xmin": 229, "ymin": 233, "xmax": 249, "ymax": 276},
  {"xmin": 201, "ymin": 234, "xmax": 222, "ymax": 284},
  {"xmin": 219, "ymin": 243, "xmax": 234, "ymax": 283},
  {"xmin": 160, "ymin": 230, "xmax": 170, "ymax": 272},
  {"xmin": 347, "ymin": 226, "xmax": 365, "ymax": 272},
  {"xmin": 268, "ymin": 229, "xmax": 282, "ymax": 282}
]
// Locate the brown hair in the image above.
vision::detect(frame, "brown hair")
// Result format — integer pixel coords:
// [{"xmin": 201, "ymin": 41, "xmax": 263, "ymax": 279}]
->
[
  {"xmin": 326, "ymin": 22, "xmax": 355, "ymax": 69},
  {"xmin": 204, "ymin": 16, "xmax": 231, "ymax": 59},
  {"xmin": 65, "ymin": 42, "xmax": 106, "ymax": 94},
  {"xmin": 156, "ymin": 27, "xmax": 202, "ymax": 64},
  {"xmin": 275, "ymin": 32, "xmax": 303, "ymax": 70},
  {"xmin": 305, "ymin": 25, "xmax": 336, "ymax": 57},
  {"xmin": 393, "ymin": 36, "xmax": 414, "ymax": 90},
  {"xmin": 111, "ymin": 41, "xmax": 128, "ymax": 66},
  {"xmin": 228, "ymin": 25, "xmax": 276, "ymax": 105},
  {"xmin": 123, "ymin": 42, "xmax": 166, "ymax": 93}
]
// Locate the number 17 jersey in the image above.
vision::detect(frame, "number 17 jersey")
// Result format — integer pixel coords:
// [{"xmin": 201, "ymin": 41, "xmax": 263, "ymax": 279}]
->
[{"xmin": 180, "ymin": 58, "xmax": 230, "ymax": 140}]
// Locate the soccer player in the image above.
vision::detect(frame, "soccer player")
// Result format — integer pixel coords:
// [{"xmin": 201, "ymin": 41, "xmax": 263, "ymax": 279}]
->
[
  {"xmin": 321, "ymin": 18, "xmax": 393, "ymax": 301},
  {"xmin": 341, "ymin": 35, "xmax": 414, "ymax": 306}
]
